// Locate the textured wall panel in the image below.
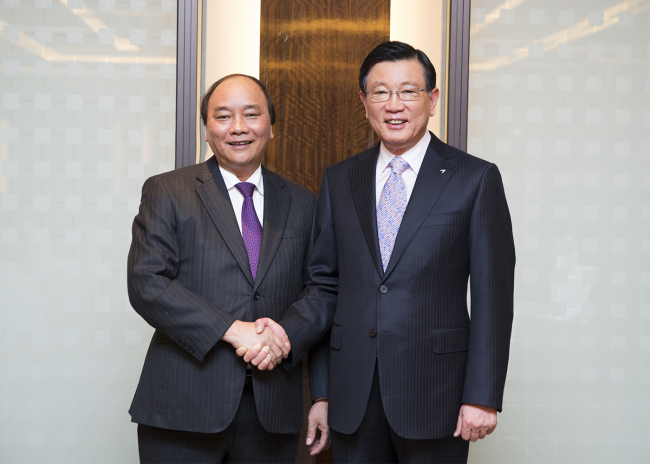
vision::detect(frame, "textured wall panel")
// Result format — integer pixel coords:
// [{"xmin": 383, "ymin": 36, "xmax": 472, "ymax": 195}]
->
[{"xmin": 467, "ymin": 1, "xmax": 650, "ymax": 463}]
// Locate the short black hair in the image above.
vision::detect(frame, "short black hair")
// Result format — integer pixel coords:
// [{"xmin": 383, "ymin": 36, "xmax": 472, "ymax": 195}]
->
[
  {"xmin": 200, "ymin": 74, "xmax": 276, "ymax": 126},
  {"xmin": 359, "ymin": 41, "xmax": 436, "ymax": 94}
]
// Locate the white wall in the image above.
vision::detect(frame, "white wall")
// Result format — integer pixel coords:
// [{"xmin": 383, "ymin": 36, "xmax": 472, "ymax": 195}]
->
[
  {"xmin": 0, "ymin": 1, "xmax": 176, "ymax": 462},
  {"xmin": 466, "ymin": 1, "xmax": 650, "ymax": 462},
  {"xmin": 202, "ymin": 0, "xmax": 261, "ymax": 84}
]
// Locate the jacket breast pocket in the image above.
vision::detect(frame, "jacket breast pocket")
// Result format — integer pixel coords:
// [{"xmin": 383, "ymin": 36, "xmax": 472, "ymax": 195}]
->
[
  {"xmin": 420, "ymin": 210, "xmax": 463, "ymax": 228},
  {"xmin": 431, "ymin": 327, "xmax": 470, "ymax": 353},
  {"xmin": 330, "ymin": 323, "xmax": 342, "ymax": 350}
]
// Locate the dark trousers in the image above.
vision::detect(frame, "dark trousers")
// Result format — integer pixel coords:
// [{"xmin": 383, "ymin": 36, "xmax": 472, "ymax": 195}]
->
[
  {"xmin": 331, "ymin": 366, "xmax": 469, "ymax": 464},
  {"xmin": 137, "ymin": 382, "xmax": 300, "ymax": 464}
]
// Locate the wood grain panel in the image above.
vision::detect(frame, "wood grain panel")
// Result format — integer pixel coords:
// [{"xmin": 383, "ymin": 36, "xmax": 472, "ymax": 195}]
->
[{"xmin": 260, "ymin": 0, "xmax": 390, "ymax": 193}]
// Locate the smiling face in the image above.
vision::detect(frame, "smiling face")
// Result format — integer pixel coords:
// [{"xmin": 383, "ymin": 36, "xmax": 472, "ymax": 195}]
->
[
  {"xmin": 204, "ymin": 76, "xmax": 274, "ymax": 181},
  {"xmin": 360, "ymin": 59, "xmax": 440, "ymax": 155}
]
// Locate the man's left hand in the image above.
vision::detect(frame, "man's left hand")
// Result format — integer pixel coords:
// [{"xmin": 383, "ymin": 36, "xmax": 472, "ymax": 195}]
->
[
  {"xmin": 453, "ymin": 404, "xmax": 497, "ymax": 442},
  {"xmin": 306, "ymin": 400, "xmax": 330, "ymax": 455}
]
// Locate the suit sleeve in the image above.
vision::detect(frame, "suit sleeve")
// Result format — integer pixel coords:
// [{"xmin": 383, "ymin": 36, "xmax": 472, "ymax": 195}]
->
[
  {"xmin": 307, "ymin": 331, "xmax": 330, "ymax": 401},
  {"xmin": 461, "ymin": 163, "xmax": 515, "ymax": 411},
  {"xmin": 281, "ymin": 168, "xmax": 339, "ymax": 370},
  {"xmin": 302, "ymin": 196, "xmax": 330, "ymax": 400},
  {"xmin": 127, "ymin": 176, "xmax": 236, "ymax": 363}
]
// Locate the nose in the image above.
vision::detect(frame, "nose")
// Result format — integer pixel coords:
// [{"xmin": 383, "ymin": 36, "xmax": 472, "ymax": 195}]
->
[
  {"xmin": 230, "ymin": 114, "xmax": 249, "ymax": 134},
  {"xmin": 384, "ymin": 92, "xmax": 405, "ymax": 112}
]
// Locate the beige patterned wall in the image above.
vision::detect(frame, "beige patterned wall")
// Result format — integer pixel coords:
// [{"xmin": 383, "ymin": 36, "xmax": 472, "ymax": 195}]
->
[
  {"xmin": 1, "ymin": 0, "xmax": 176, "ymax": 461},
  {"xmin": 466, "ymin": 1, "xmax": 650, "ymax": 463}
]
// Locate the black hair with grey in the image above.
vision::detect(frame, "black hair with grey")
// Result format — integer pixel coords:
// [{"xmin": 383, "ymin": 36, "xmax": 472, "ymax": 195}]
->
[
  {"xmin": 358, "ymin": 41, "xmax": 436, "ymax": 94},
  {"xmin": 200, "ymin": 74, "xmax": 276, "ymax": 126}
]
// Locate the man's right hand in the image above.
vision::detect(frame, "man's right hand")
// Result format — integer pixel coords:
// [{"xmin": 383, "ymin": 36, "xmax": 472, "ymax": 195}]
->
[
  {"xmin": 235, "ymin": 318, "xmax": 291, "ymax": 370},
  {"xmin": 222, "ymin": 320, "xmax": 289, "ymax": 370}
]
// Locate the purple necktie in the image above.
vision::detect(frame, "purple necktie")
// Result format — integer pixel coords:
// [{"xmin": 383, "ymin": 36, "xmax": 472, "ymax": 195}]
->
[{"xmin": 235, "ymin": 182, "xmax": 263, "ymax": 280}]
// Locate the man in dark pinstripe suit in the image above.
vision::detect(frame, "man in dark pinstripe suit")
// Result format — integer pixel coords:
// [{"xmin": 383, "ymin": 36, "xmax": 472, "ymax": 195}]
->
[
  {"xmin": 127, "ymin": 74, "xmax": 329, "ymax": 463},
  {"xmin": 249, "ymin": 41, "xmax": 516, "ymax": 463}
]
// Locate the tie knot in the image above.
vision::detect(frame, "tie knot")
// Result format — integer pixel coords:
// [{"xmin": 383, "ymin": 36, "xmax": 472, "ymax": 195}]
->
[
  {"xmin": 235, "ymin": 182, "xmax": 256, "ymax": 198},
  {"xmin": 389, "ymin": 156, "xmax": 409, "ymax": 176}
]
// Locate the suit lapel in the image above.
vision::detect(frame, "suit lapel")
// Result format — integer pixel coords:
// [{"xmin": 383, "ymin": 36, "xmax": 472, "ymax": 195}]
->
[
  {"xmin": 382, "ymin": 134, "xmax": 457, "ymax": 282},
  {"xmin": 253, "ymin": 168, "xmax": 291, "ymax": 292},
  {"xmin": 195, "ymin": 157, "xmax": 255, "ymax": 287},
  {"xmin": 349, "ymin": 146, "xmax": 384, "ymax": 277}
]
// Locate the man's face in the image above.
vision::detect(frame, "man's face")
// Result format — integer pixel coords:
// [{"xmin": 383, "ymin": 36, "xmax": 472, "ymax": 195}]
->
[
  {"xmin": 360, "ymin": 59, "xmax": 440, "ymax": 155},
  {"xmin": 204, "ymin": 76, "xmax": 274, "ymax": 180}
]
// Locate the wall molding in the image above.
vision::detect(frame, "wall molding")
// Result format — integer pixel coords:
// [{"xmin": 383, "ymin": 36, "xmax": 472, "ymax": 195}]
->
[
  {"xmin": 175, "ymin": 0, "xmax": 201, "ymax": 168},
  {"xmin": 446, "ymin": 0, "xmax": 471, "ymax": 151}
]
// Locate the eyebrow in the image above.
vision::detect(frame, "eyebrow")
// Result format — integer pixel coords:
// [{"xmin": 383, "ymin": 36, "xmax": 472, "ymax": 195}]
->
[{"xmin": 213, "ymin": 104, "xmax": 262, "ymax": 112}]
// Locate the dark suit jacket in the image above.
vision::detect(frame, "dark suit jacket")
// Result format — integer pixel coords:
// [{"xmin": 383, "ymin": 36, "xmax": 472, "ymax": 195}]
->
[
  {"xmin": 281, "ymin": 132, "xmax": 515, "ymax": 439},
  {"xmin": 127, "ymin": 156, "xmax": 328, "ymax": 434}
]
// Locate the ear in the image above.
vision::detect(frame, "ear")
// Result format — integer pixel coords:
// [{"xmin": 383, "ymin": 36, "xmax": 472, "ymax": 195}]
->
[
  {"xmin": 429, "ymin": 88, "xmax": 440, "ymax": 117},
  {"xmin": 269, "ymin": 126, "xmax": 274, "ymax": 140},
  {"xmin": 359, "ymin": 90, "xmax": 369, "ymax": 119}
]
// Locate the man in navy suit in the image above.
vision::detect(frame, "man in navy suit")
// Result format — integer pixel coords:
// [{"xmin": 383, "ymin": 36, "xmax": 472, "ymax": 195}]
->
[
  {"xmin": 128, "ymin": 74, "xmax": 329, "ymax": 463},
  {"xmin": 247, "ymin": 42, "xmax": 515, "ymax": 463}
]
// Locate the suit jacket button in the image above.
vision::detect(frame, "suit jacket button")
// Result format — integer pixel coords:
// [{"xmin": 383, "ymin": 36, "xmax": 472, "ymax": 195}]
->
[
  {"xmin": 379, "ymin": 285, "xmax": 388, "ymax": 294},
  {"xmin": 369, "ymin": 329, "xmax": 377, "ymax": 338},
  {"xmin": 253, "ymin": 292, "xmax": 261, "ymax": 301}
]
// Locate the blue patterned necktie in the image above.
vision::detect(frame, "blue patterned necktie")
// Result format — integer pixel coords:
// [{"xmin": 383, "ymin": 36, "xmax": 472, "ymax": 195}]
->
[
  {"xmin": 235, "ymin": 182, "xmax": 263, "ymax": 280},
  {"xmin": 377, "ymin": 156, "xmax": 410, "ymax": 271}
]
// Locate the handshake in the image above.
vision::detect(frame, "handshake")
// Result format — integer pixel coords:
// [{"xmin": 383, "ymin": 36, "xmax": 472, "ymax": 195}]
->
[{"xmin": 222, "ymin": 318, "xmax": 290, "ymax": 370}]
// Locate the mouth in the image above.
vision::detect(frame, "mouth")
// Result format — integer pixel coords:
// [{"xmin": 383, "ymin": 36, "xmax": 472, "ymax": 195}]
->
[
  {"xmin": 228, "ymin": 141, "xmax": 253, "ymax": 146},
  {"xmin": 385, "ymin": 119, "xmax": 407, "ymax": 126}
]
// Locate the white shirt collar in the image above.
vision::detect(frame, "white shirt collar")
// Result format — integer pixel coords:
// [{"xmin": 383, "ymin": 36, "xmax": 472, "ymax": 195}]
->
[
  {"xmin": 377, "ymin": 131, "xmax": 431, "ymax": 175},
  {"xmin": 219, "ymin": 164, "xmax": 264, "ymax": 196}
]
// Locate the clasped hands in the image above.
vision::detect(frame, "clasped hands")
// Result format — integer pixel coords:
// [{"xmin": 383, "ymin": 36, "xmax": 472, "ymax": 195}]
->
[{"xmin": 223, "ymin": 318, "xmax": 290, "ymax": 370}]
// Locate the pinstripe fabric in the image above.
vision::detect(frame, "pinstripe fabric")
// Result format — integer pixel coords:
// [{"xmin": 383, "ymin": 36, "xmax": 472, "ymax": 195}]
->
[
  {"xmin": 331, "ymin": 366, "xmax": 469, "ymax": 464},
  {"xmin": 137, "ymin": 385, "xmax": 300, "ymax": 464},
  {"xmin": 127, "ymin": 156, "xmax": 328, "ymax": 436},
  {"xmin": 282, "ymin": 131, "xmax": 515, "ymax": 441}
]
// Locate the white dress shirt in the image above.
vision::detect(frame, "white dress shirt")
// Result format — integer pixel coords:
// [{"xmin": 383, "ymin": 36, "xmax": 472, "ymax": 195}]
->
[
  {"xmin": 219, "ymin": 164, "xmax": 264, "ymax": 234},
  {"xmin": 375, "ymin": 131, "xmax": 430, "ymax": 207}
]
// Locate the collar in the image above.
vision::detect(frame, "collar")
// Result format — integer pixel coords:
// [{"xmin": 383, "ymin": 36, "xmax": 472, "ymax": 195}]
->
[
  {"xmin": 219, "ymin": 164, "xmax": 264, "ymax": 196},
  {"xmin": 377, "ymin": 131, "xmax": 431, "ymax": 175}
]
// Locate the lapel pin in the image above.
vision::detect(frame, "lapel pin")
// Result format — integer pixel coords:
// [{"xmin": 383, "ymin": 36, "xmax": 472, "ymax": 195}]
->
[{"xmin": 440, "ymin": 169, "xmax": 446, "ymax": 173}]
